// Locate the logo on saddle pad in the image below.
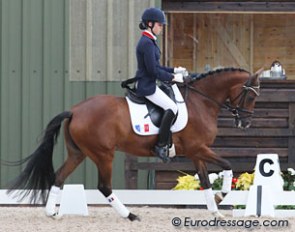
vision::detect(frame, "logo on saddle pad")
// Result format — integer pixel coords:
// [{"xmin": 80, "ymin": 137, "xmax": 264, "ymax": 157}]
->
[{"xmin": 126, "ymin": 84, "xmax": 188, "ymax": 136}]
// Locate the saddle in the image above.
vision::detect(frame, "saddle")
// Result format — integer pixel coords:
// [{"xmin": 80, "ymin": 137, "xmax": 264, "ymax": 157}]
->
[
  {"xmin": 121, "ymin": 78, "xmax": 188, "ymax": 136},
  {"xmin": 125, "ymin": 83, "xmax": 176, "ymax": 127}
]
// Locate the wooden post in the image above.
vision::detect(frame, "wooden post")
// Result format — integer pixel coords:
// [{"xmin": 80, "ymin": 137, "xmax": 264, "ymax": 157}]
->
[
  {"xmin": 124, "ymin": 154, "xmax": 138, "ymax": 189},
  {"xmin": 288, "ymin": 103, "xmax": 295, "ymax": 166}
]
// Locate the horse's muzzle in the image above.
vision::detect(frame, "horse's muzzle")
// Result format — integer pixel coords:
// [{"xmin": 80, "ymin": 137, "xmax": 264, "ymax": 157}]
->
[{"xmin": 235, "ymin": 117, "xmax": 251, "ymax": 129}]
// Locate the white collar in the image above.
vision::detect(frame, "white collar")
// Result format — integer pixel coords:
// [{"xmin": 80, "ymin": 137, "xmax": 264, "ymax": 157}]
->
[{"xmin": 144, "ymin": 30, "xmax": 157, "ymax": 40}]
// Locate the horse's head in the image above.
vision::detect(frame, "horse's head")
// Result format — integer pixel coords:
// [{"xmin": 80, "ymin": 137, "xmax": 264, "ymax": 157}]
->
[{"xmin": 228, "ymin": 68, "xmax": 263, "ymax": 129}]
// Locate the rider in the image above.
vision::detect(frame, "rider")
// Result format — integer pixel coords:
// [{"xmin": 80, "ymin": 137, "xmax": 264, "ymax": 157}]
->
[{"xmin": 135, "ymin": 7, "xmax": 187, "ymax": 162}]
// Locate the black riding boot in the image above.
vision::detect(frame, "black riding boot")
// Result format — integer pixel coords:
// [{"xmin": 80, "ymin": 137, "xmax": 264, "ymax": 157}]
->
[{"xmin": 154, "ymin": 109, "xmax": 176, "ymax": 163}]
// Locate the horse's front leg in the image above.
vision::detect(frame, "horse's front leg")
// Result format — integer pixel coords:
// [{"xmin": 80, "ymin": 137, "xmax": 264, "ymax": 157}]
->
[
  {"xmin": 96, "ymin": 155, "xmax": 140, "ymax": 221},
  {"xmin": 194, "ymin": 160, "xmax": 225, "ymax": 218},
  {"xmin": 215, "ymin": 169, "xmax": 233, "ymax": 204},
  {"xmin": 194, "ymin": 146, "xmax": 233, "ymax": 205}
]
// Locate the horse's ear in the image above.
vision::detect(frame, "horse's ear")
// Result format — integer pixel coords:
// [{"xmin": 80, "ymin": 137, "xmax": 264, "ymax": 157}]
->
[
  {"xmin": 254, "ymin": 67, "xmax": 264, "ymax": 77},
  {"xmin": 251, "ymin": 67, "xmax": 263, "ymax": 84},
  {"xmin": 248, "ymin": 68, "xmax": 263, "ymax": 87}
]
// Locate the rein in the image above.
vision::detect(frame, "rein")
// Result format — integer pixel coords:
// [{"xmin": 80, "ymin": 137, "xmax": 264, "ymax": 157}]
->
[{"xmin": 179, "ymin": 77, "xmax": 260, "ymax": 120}]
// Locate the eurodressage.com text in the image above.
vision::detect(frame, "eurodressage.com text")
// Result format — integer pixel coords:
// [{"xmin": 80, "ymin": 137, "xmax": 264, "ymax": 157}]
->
[{"xmin": 171, "ymin": 217, "xmax": 289, "ymax": 229}]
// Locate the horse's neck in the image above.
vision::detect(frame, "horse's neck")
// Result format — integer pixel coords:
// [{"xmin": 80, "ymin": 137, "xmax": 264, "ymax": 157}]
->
[
  {"xmin": 184, "ymin": 71, "xmax": 249, "ymax": 134},
  {"xmin": 188, "ymin": 71, "xmax": 248, "ymax": 118},
  {"xmin": 199, "ymin": 73, "xmax": 236, "ymax": 104}
]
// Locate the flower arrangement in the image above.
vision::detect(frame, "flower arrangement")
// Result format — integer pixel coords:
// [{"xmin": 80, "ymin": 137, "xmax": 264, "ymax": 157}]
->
[
  {"xmin": 173, "ymin": 168, "xmax": 295, "ymax": 209},
  {"xmin": 173, "ymin": 168, "xmax": 295, "ymax": 191},
  {"xmin": 235, "ymin": 172, "xmax": 254, "ymax": 190}
]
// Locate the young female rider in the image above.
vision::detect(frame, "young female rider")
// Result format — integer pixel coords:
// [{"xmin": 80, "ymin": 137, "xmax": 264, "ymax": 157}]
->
[{"xmin": 135, "ymin": 7, "xmax": 187, "ymax": 162}]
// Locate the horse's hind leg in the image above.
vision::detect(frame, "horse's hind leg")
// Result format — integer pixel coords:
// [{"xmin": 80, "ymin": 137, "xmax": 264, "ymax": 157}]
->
[
  {"xmin": 95, "ymin": 154, "xmax": 140, "ymax": 221},
  {"xmin": 46, "ymin": 121, "xmax": 86, "ymax": 216},
  {"xmin": 45, "ymin": 150, "xmax": 86, "ymax": 216}
]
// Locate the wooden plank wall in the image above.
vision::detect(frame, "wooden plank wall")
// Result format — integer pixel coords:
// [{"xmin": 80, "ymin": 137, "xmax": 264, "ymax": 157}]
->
[
  {"xmin": 254, "ymin": 14, "xmax": 295, "ymax": 78},
  {"xmin": 125, "ymin": 80, "xmax": 295, "ymax": 189},
  {"xmin": 166, "ymin": 13, "xmax": 295, "ymax": 79}
]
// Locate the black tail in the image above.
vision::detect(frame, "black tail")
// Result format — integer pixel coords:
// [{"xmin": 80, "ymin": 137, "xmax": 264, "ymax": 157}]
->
[{"xmin": 7, "ymin": 111, "xmax": 73, "ymax": 204}]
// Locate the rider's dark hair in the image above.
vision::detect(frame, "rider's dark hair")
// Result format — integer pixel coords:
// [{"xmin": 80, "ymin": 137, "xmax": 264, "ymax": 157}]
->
[{"xmin": 139, "ymin": 21, "xmax": 147, "ymax": 30}]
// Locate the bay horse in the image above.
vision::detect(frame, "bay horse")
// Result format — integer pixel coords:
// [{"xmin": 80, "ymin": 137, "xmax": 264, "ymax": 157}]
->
[{"xmin": 7, "ymin": 67, "xmax": 262, "ymax": 220}]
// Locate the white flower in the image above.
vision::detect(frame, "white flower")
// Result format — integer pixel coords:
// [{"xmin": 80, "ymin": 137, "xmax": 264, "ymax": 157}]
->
[
  {"xmin": 218, "ymin": 171, "xmax": 224, "ymax": 178},
  {"xmin": 194, "ymin": 173, "xmax": 199, "ymax": 180},
  {"xmin": 288, "ymin": 168, "xmax": 295, "ymax": 175},
  {"xmin": 209, "ymin": 173, "xmax": 219, "ymax": 184}
]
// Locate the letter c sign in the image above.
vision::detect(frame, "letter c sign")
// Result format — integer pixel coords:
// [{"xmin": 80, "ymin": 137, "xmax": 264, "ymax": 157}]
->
[
  {"xmin": 259, "ymin": 158, "xmax": 274, "ymax": 177},
  {"xmin": 253, "ymin": 154, "xmax": 283, "ymax": 189}
]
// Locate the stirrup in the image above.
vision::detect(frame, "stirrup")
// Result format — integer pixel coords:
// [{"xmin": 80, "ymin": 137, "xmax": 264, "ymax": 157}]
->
[{"xmin": 153, "ymin": 145, "xmax": 171, "ymax": 163}]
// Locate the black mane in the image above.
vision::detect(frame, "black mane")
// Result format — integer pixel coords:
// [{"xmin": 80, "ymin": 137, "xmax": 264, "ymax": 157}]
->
[{"xmin": 191, "ymin": 67, "xmax": 250, "ymax": 82}]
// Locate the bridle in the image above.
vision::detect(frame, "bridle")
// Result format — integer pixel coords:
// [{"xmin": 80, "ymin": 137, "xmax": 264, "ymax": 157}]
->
[
  {"xmin": 179, "ymin": 76, "xmax": 260, "ymax": 127},
  {"xmin": 228, "ymin": 83, "xmax": 260, "ymax": 126}
]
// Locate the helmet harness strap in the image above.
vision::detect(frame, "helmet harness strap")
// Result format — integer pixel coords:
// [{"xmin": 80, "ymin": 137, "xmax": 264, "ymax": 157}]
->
[{"xmin": 147, "ymin": 21, "xmax": 156, "ymax": 36}]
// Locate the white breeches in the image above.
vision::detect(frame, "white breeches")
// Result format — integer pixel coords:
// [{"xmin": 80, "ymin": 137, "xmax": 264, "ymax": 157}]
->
[{"xmin": 145, "ymin": 86, "xmax": 178, "ymax": 114}]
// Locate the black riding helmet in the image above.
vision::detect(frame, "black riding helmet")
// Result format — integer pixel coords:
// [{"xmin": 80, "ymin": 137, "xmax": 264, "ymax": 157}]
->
[{"xmin": 139, "ymin": 7, "xmax": 166, "ymax": 31}]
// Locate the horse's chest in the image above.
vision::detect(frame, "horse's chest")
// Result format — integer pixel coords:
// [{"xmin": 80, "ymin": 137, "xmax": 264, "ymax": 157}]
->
[{"xmin": 191, "ymin": 114, "xmax": 218, "ymax": 141}]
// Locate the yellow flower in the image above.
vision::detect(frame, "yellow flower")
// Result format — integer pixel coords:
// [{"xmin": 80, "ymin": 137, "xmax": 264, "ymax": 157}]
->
[
  {"xmin": 173, "ymin": 174, "xmax": 200, "ymax": 190},
  {"xmin": 235, "ymin": 172, "xmax": 254, "ymax": 190}
]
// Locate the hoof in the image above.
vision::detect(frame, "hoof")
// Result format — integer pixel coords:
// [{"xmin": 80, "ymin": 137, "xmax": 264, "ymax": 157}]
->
[
  {"xmin": 212, "ymin": 211, "xmax": 225, "ymax": 219},
  {"xmin": 48, "ymin": 213, "xmax": 62, "ymax": 220},
  {"xmin": 214, "ymin": 192, "xmax": 224, "ymax": 204},
  {"xmin": 127, "ymin": 213, "xmax": 141, "ymax": 221}
]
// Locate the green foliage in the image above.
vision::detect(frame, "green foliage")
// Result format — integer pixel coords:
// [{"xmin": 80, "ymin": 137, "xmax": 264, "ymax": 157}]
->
[
  {"xmin": 211, "ymin": 177, "xmax": 223, "ymax": 190},
  {"xmin": 282, "ymin": 169, "xmax": 295, "ymax": 191}
]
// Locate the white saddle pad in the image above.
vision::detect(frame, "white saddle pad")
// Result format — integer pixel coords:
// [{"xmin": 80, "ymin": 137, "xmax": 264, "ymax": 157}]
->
[{"xmin": 126, "ymin": 84, "xmax": 188, "ymax": 136}]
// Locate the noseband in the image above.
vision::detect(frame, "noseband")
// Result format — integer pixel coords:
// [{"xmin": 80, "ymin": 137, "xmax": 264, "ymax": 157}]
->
[
  {"xmin": 180, "ymin": 78, "xmax": 260, "ymax": 123},
  {"xmin": 227, "ymin": 84, "xmax": 260, "ymax": 126}
]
